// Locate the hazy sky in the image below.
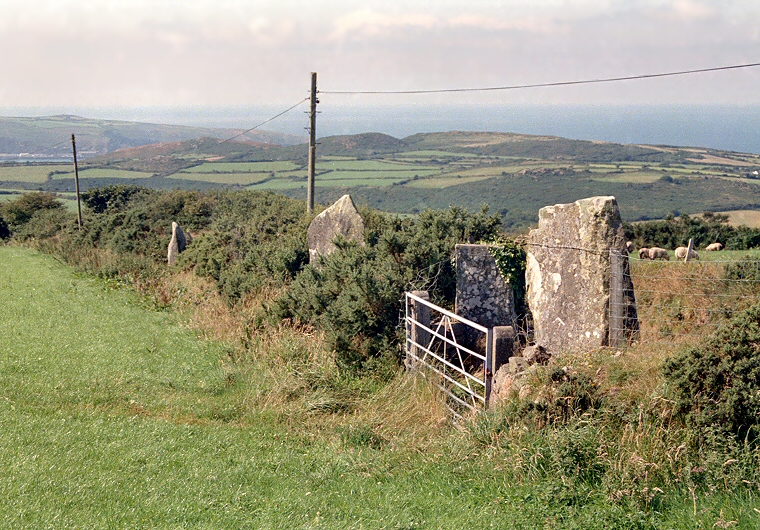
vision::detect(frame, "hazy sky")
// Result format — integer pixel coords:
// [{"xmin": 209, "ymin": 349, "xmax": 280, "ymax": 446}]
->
[{"xmin": 2, "ymin": 0, "xmax": 759, "ymax": 107}]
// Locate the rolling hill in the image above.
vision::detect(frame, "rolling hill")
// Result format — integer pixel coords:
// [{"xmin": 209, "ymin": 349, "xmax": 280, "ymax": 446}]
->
[
  {"xmin": 0, "ymin": 115, "xmax": 302, "ymax": 160},
  {"xmin": 2, "ymin": 121, "xmax": 760, "ymax": 228}
]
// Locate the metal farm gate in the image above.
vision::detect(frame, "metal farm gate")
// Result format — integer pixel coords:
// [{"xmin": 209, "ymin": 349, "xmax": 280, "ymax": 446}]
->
[{"xmin": 404, "ymin": 291, "xmax": 493, "ymax": 420}]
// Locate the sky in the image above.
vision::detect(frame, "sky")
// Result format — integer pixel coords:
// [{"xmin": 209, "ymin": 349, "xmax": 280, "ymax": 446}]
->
[{"xmin": 1, "ymin": 0, "xmax": 759, "ymax": 108}]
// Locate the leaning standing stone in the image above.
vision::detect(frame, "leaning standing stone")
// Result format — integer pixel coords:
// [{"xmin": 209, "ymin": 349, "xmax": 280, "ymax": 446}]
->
[
  {"xmin": 307, "ymin": 195, "xmax": 365, "ymax": 262},
  {"xmin": 167, "ymin": 221, "xmax": 187, "ymax": 265},
  {"xmin": 526, "ymin": 196, "xmax": 637, "ymax": 353}
]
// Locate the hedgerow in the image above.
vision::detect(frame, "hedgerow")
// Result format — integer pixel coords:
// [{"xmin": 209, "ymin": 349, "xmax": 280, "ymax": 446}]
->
[
  {"xmin": 269, "ymin": 206, "xmax": 502, "ymax": 371},
  {"xmin": 624, "ymin": 211, "xmax": 760, "ymax": 250},
  {"xmin": 663, "ymin": 303, "xmax": 760, "ymax": 443}
]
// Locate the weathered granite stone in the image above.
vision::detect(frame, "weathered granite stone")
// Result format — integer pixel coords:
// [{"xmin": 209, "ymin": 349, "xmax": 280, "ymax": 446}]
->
[
  {"xmin": 522, "ymin": 344, "xmax": 550, "ymax": 366},
  {"xmin": 307, "ymin": 195, "xmax": 365, "ymax": 262},
  {"xmin": 508, "ymin": 356, "xmax": 529, "ymax": 374},
  {"xmin": 526, "ymin": 196, "xmax": 638, "ymax": 353},
  {"xmin": 455, "ymin": 244, "xmax": 517, "ymax": 330},
  {"xmin": 491, "ymin": 326, "xmax": 516, "ymax": 372},
  {"xmin": 167, "ymin": 221, "xmax": 187, "ymax": 266}
]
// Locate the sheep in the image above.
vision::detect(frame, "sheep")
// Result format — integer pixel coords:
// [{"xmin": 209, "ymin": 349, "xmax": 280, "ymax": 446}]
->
[
  {"xmin": 675, "ymin": 246, "xmax": 699, "ymax": 260},
  {"xmin": 625, "ymin": 241, "xmax": 634, "ymax": 254},
  {"xmin": 649, "ymin": 247, "xmax": 670, "ymax": 260},
  {"xmin": 705, "ymin": 242, "xmax": 724, "ymax": 251},
  {"xmin": 638, "ymin": 247, "xmax": 651, "ymax": 260}
]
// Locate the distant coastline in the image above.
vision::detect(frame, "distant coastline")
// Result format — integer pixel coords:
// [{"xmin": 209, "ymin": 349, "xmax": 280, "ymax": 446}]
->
[{"xmin": 2, "ymin": 103, "xmax": 759, "ymax": 155}]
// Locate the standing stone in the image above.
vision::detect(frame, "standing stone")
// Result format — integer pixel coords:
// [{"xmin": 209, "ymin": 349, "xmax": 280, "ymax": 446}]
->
[
  {"xmin": 307, "ymin": 194, "xmax": 365, "ymax": 262},
  {"xmin": 167, "ymin": 221, "xmax": 187, "ymax": 266},
  {"xmin": 526, "ymin": 196, "xmax": 637, "ymax": 353},
  {"xmin": 455, "ymin": 244, "xmax": 517, "ymax": 330}
]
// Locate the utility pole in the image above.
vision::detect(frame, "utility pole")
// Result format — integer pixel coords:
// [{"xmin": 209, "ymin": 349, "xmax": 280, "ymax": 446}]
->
[
  {"xmin": 307, "ymin": 72, "xmax": 318, "ymax": 213},
  {"xmin": 71, "ymin": 134, "xmax": 82, "ymax": 229}
]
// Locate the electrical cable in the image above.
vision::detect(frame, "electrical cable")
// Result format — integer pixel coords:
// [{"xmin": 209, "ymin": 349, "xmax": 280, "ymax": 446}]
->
[
  {"xmin": 320, "ymin": 61, "xmax": 760, "ymax": 95},
  {"xmin": 218, "ymin": 98, "xmax": 310, "ymax": 144}
]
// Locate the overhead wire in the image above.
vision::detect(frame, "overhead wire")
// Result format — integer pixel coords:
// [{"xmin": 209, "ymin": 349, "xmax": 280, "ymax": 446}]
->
[
  {"xmin": 218, "ymin": 97, "xmax": 310, "ymax": 144},
  {"xmin": 320, "ymin": 61, "xmax": 760, "ymax": 95}
]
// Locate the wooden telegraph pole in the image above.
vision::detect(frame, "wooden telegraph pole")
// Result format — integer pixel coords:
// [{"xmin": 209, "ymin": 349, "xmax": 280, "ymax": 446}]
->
[
  {"xmin": 307, "ymin": 72, "xmax": 318, "ymax": 213},
  {"xmin": 71, "ymin": 134, "xmax": 83, "ymax": 229}
]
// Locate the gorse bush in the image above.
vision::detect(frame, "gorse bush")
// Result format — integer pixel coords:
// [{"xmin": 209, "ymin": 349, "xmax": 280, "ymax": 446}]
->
[
  {"xmin": 0, "ymin": 213, "xmax": 9, "ymax": 239},
  {"xmin": 0, "ymin": 192, "xmax": 67, "ymax": 241},
  {"xmin": 663, "ymin": 303, "xmax": 760, "ymax": 443},
  {"xmin": 7, "ymin": 186, "xmax": 502, "ymax": 372},
  {"xmin": 1, "ymin": 191, "xmax": 64, "ymax": 228},
  {"xmin": 271, "ymin": 206, "xmax": 502, "ymax": 371},
  {"xmin": 180, "ymin": 191, "xmax": 309, "ymax": 304}
]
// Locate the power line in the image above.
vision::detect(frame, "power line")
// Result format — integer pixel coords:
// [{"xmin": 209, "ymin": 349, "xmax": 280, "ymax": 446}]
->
[
  {"xmin": 320, "ymin": 61, "xmax": 760, "ymax": 95},
  {"xmin": 219, "ymin": 97, "xmax": 310, "ymax": 144}
]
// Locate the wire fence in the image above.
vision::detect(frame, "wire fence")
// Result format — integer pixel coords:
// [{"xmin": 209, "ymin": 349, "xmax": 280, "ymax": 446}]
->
[{"xmin": 623, "ymin": 256, "xmax": 760, "ymax": 344}]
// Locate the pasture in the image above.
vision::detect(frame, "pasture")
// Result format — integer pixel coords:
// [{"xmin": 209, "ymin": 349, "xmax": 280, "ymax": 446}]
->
[{"xmin": 2, "ymin": 128, "xmax": 760, "ymax": 228}]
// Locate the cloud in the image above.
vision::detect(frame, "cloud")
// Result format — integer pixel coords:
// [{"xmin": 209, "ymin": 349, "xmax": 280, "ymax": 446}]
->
[
  {"xmin": 671, "ymin": 0, "xmax": 716, "ymax": 20},
  {"xmin": 330, "ymin": 9, "xmax": 437, "ymax": 39},
  {"xmin": 448, "ymin": 14, "xmax": 560, "ymax": 33}
]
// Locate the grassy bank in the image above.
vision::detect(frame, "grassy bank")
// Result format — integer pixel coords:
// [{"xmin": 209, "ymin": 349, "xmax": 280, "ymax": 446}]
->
[{"xmin": 2, "ymin": 244, "xmax": 760, "ymax": 528}]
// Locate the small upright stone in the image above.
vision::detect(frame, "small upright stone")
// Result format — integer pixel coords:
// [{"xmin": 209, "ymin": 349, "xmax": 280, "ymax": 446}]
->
[
  {"xmin": 167, "ymin": 221, "xmax": 187, "ymax": 265},
  {"xmin": 455, "ymin": 244, "xmax": 517, "ymax": 329},
  {"xmin": 307, "ymin": 195, "xmax": 365, "ymax": 262}
]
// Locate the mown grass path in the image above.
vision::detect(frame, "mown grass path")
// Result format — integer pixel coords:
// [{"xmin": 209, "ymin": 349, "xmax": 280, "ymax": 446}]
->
[{"xmin": 0, "ymin": 246, "xmax": 745, "ymax": 529}]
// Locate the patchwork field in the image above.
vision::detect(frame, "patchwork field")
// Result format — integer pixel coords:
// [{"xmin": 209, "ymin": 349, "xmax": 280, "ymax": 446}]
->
[{"xmin": 3, "ymin": 130, "xmax": 760, "ymax": 227}]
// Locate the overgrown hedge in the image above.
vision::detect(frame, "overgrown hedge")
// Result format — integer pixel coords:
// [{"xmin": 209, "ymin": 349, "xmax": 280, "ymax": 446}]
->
[
  {"xmin": 1, "ymin": 187, "xmax": 501, "ymax": 372},
  {"xmin": 269, "ymin": 206, "xmax": 502, "ymax": 371},
  {"xmin": 625, "ymin": 211, "xmax": 760, "ymax": 250},
  {"xmin": 663, "ymin": 303, "xmax": 760, "ymax": 443}
]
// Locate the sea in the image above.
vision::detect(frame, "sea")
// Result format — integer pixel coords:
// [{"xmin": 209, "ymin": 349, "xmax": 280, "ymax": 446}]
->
[{"xmin": 3, "ymin": 103, "xmax": 760, "ymax": 155}]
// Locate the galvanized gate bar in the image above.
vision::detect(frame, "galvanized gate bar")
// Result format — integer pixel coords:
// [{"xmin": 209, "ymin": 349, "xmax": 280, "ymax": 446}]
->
[
  {"xmin": 406, "ymin": 292, "xmax": 490, "ymax": 333},
  {"xmin": 405, "ymin": 291, "xmax": 493, "ymax": 418}
]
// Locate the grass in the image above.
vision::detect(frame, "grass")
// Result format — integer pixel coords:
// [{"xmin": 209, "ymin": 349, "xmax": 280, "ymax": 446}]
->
[
  {"xmin": 406, "ymin": 175, "xmax": 494, "ymax": 188},
  {"xmin": 180, "ymin": 161, "xmax": 300, "ymax": 173},
  {"xmin": 50, "ymin": 168, "xmax": 154, "ymax": 180},
  {"xmin": 169, "ymin": 172, "xmax": 274, "ymax": 185},
  {"xmin": 4, "ymin": 241, "xmax": 760, "ymax": 527},
  {"xmin": 719, "ymin": 209, "xmax": 760, "ymax": 228},
  {"xmin": 0, "ymin": 165, "xmax": 61, "ymax": 183}
]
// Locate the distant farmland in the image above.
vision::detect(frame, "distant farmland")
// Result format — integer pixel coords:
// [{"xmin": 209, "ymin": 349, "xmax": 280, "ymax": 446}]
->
[{"xmin": 3, "ymin": 130, "xmax": 760, "ymax": 227}]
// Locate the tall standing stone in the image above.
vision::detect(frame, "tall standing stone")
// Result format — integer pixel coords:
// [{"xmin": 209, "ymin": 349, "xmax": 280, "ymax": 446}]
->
[
  {"xmin": 526, "ymin": 196, "xmax": 637, "ymax": 353},
  {"xmin": 307, "ymin": 195, "xmax": 365, "ymax": 262},
  {"xmin": 167, "ymin": 221, "xmax": 187, "ymax": 266}
]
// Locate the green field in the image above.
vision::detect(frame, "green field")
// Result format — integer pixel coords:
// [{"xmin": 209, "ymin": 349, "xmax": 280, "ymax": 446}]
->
[
  {"xmin": 317, "ymin": 159, "xmax": 436, "ymax": 171},
  {"xmin": 169, "ymin": 172, "xmax": 274, "ymax": 185},
  {"xmin": 0, "ymin": 165, "xmax": 63, "ymax": 183},
  {"xmin": 2, "ymin": 130, "xmax": 760, "ymax": 227},
  {"xmin": 3, "ymin": 244, "xmax": 759, "ymax": 528},
  {"xmin": 180, "ymin": 161, "xmax": 300, "ymax": 173},
  {"xmin": 50, "ymin": 168, "xmax": 154, "ymax": 180}
]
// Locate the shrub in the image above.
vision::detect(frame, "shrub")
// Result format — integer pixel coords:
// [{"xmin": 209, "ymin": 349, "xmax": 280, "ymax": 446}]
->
[
  {"xmin": 271, "ymin": 206, "xmax": 502, "ymax": 371},
  {"xmin": 663, "ymin": 303, "xmax": 760, "ymax": 442},
  {"xmin": 81, "ymin": 185, "xmax": 148, "ymax": 213},
  {"xmin": 0, "ymin": 213, "xmax": 9, "ymax": 239},
  {"xmin": 1, "ymin": 192, "xmax": 64, "ymax": 228}
]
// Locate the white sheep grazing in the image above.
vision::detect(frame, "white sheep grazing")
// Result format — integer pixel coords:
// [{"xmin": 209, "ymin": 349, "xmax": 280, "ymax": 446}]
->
[
  {"xmin": 705, "ymin": 242, "xmax": 723, "ymax": 251},
  {"xmin": 639, "ymin": 247, "xmax": 650, "ymax": 260},
  {"xmin": 675, "ymin": 246, "xmax": 699, "ymax": 260},
  {"xmin": 626, "ymin": 241, "xmax": 634, "ymax": 253},
  {"xmin": 649, "ymin": 247, "xmax": 670, "ymax": 260}
]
